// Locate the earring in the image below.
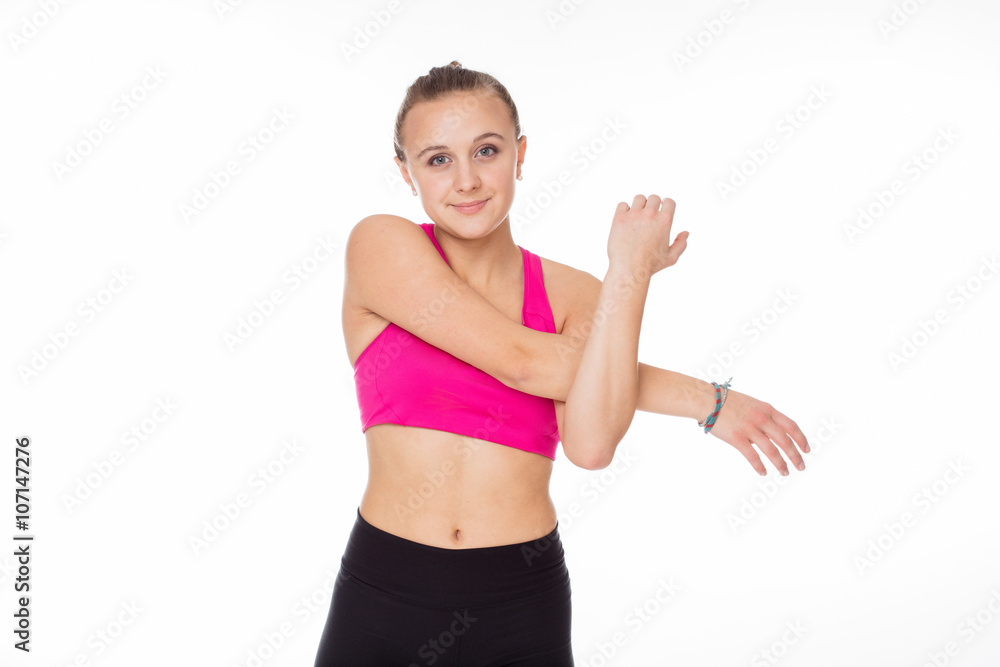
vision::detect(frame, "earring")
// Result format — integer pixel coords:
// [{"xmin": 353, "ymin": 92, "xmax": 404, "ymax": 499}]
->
[
  {"xmin": 411, "ymin": 189, "xmax": 417, "ymax": 196},
  {"xmin": 517, "ymin": 174, "xmax": 522, "ymax": 181}
]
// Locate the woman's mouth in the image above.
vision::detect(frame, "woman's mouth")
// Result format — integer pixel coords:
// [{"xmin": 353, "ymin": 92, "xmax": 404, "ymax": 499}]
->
[{"xmin": 452, "ymin": 199, "xmax": 488, "ymax": 214}]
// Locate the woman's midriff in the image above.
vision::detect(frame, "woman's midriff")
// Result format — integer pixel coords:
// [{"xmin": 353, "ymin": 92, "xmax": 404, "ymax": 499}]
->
[{"xmin": 358, "ymin": 423, "xmax": 557, "ymax": 549}]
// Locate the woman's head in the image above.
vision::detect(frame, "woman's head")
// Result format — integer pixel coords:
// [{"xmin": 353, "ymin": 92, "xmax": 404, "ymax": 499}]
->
[
  {"xmin": 393, "ymin": 61, "xmax": 527, "ymax": 235},
  {"xmin": 393, "ymin": 61, "xmax": 521, "ymax": 164}
]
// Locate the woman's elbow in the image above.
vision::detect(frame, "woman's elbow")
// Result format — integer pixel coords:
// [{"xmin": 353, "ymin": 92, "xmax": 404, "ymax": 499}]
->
[
  {"xmin": 507, "ymin": 339, "xmax": 535, "ymax": 392},
  {"xmin": 563, "ymin": 438, "xmax": 618, "ymax": 471}
]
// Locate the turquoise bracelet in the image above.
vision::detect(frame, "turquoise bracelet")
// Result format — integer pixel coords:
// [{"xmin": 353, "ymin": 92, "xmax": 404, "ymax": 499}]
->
[{"xmin": 697, "ymin": 377, "xmax": 732, "ymax": 433}]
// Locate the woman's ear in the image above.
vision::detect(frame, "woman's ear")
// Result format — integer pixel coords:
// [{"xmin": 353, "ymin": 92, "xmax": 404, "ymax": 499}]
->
[{"xmin": 394, "ymin": 156, "xmax": 414, "ymax": 190}]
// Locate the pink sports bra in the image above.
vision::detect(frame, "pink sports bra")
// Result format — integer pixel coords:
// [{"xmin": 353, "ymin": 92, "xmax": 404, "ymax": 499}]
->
[{"xmin": 352, "ymin": 222, "xmax": 560, "ymax": 459}]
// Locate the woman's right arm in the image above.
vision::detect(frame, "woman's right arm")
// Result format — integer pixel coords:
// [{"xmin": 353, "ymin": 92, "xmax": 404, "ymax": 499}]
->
[
  {"xmin": 344, "ymin": 210, "xmax": 676, "ymax": 404},
  {"xmin": 344, "ymin": 214, "xmax": 541, "ymax": 388}
]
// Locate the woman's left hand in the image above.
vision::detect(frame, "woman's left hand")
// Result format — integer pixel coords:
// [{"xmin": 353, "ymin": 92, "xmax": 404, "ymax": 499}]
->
[{"xmin": 705, "ymin": 389, "xmax": 810, "ymax": 476}]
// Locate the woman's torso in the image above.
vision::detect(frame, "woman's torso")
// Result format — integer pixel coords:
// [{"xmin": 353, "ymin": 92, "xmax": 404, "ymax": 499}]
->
[{"xmin": 343, "ymin": 236, "xmax": 571, "ymax": 550}]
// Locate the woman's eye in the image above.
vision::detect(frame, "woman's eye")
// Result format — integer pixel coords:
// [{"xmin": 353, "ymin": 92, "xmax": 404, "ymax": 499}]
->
[{"xmin": 428, "ymin": 146, "xmax": 497, "ymax": 166}]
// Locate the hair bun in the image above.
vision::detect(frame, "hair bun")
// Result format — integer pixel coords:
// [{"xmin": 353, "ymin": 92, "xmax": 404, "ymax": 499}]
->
[{"xmin": 448, "ymin": 60, "xmax": 462, "ymax": 69}]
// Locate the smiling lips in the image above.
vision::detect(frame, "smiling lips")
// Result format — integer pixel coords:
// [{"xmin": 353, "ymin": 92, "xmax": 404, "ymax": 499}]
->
[{"xmin": 452, "ymin": 199, "xmax": 488, "ymax": 214}]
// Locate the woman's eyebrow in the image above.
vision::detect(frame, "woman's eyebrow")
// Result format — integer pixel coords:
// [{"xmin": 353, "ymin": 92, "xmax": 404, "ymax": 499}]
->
[{"xmin": 416, "ymin": 132, "xmax": 505, "ymax": 160}]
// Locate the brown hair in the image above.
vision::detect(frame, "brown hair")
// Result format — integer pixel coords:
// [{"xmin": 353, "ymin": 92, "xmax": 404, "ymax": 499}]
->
[{"xmin": 393, "ymin": 60, "xmax": 522, "ymax": 163}]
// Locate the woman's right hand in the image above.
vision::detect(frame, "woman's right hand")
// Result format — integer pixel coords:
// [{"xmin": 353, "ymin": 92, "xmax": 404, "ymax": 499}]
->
[{"xmin": 607, "ymin": 194, "xmax": 689, "ymax": 277}]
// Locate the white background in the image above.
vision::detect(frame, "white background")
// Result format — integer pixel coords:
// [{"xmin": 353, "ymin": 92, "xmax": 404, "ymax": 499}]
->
[{"xmin": 2, "ymin": 0, "xmax": 999, "ymax": 665}]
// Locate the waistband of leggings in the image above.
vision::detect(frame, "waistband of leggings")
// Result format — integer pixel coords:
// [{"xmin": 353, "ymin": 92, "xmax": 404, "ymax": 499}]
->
[{"xmin": 339, "ymin": 507, "xmax": 569, "ymax": 608}]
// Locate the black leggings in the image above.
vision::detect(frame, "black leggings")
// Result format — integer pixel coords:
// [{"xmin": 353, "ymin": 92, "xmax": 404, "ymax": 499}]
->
[{"xmin": 313, "ymin": 507, "xmax": 574, "ymax": 666}]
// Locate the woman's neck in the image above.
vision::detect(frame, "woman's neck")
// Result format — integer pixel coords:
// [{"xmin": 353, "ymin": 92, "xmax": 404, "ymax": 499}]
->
[{"xmin": 432, "ymin": 219, "xmax": 522, "ymax": 292}]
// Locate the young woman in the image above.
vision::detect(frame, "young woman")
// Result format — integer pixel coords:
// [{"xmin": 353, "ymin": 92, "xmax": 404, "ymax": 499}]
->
[{"xmin": 313, "ymin": 61, "xmax": 809, "ymax": 666}]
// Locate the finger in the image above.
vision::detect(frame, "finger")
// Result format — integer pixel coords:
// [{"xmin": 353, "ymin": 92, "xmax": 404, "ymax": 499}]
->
[
  {"xmin": 761, "ymin": 419, "xmax": 806, "ymax": 472},
  {"xmin": 664, "ymin": 231, "xmax": 688, "ymax": 266},
  {"xmin": 731, "ymin": 438, "xmax": 767, "ymax": 476},
  {"xmin": 632, "ymin": 194, "xmax": 647, "ymax": 209},
  {"xmin": 771, "ymin": 410, "xmax": 811, "ymax": 453},
  {"xmin": 658, "ymin": 197, "xmax": 676, "ymax": 228},
  {"xmin": 749, "ymin": 428, "xmax": 790, "ymax": 476},
  {"xmin": 646, "ymin": 194, "xmax": 661, "ymax": 212}
]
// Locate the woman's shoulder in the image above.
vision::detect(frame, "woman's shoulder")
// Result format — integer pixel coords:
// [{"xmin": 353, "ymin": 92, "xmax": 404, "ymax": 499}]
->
[
  {"xmin": 535, "ymin": 254, "xmax": 603, "ymax": 335},
  {"xmin": 343, "ymin": 214, "xmax": 432, "ymax": 316},
  {"xmin": 349, "ymin": 213, "xmax": 424, "ymax": 237},
  {"xmin": 346, "ymin": 214, "xmax": 431, "ymax": 260}
]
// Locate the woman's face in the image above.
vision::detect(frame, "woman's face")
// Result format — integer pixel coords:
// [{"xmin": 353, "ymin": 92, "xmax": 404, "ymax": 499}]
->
[{"xmin": 395, "ymin": 91, "xmax": 526, "ymax": 237}]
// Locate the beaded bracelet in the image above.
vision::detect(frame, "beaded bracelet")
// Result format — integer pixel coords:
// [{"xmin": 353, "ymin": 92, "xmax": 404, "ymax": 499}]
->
[{"xmin": 697, "ymin": 376, "xmax": 732, "ymax": 434}]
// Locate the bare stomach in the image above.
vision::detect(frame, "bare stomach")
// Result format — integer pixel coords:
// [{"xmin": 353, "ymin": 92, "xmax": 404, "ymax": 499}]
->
[{"xmin": 358, "ymin": 422, "xmax": 557, "ymax": 549}]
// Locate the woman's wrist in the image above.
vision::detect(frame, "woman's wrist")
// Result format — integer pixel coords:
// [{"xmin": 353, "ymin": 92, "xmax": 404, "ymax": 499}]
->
[
  {"xmin": 635, "ymin": 365, "xmax": 724, "ymax": 421},
  {"xmin": 692, "ymin": 377, "xmax": 720, "ymax": 421}
]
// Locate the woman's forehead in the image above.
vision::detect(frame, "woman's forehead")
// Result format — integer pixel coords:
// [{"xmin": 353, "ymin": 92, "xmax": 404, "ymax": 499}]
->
[{"xmin": 404, "ymin": 93, "xmax": 511, "ymax": 147}]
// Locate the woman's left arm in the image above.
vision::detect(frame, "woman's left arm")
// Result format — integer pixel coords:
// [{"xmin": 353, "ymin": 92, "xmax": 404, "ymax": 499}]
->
[
  {"xmin": 633, "ymin": 364, "xmax": 810, "ymax": 476},
  {"xmin": 544, "ymin": 268, "xmax": 810, "ymax": 476}
]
